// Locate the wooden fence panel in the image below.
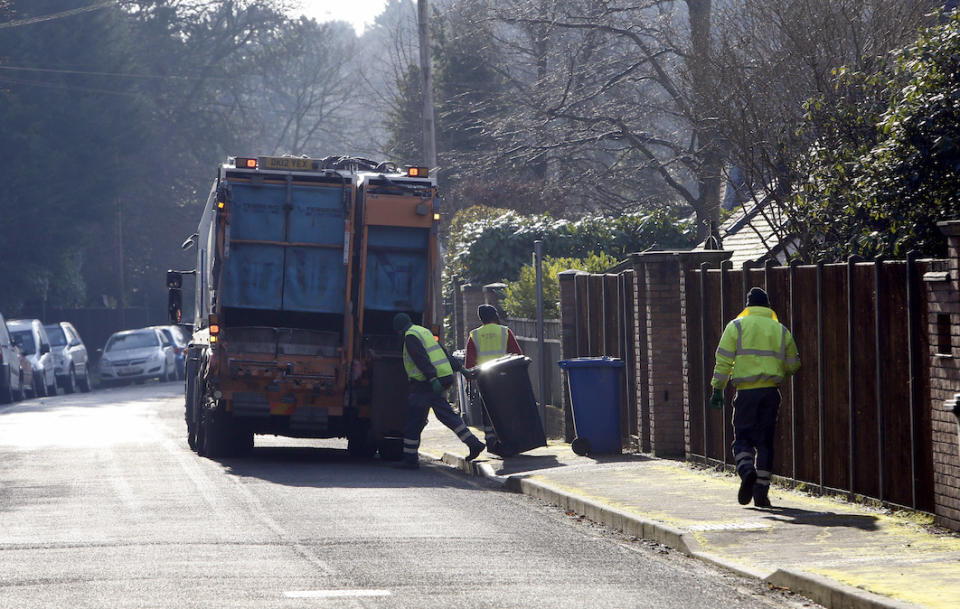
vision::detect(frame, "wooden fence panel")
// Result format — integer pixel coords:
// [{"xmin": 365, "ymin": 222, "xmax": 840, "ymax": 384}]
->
[
  {"xmin": 588, "ymin": 274, "xmax": 604, "ymax": 357},
  {"xmin": 821, "ymin": 264, "xmax": 851, "ymax": 491},
  {"xmin": 574, "ymin": 273, "xmax": 590, "ymax": 357},
  {"xmin": 686, "ymin": 267, "xmax": 705, "ymax": 458},
  {"xmin": 879, "ymin": 261, "xmax": 913, "ymax": 506},
  {"xmin": 603, "ymin": 274, "xmax": 620, "ymax": 357},
  {"xmin": 791, "ymin": 266, "xmax": 821, "ymax": 484},
  {"xmin": 851, "ymin": 263, "xmax": 880, "ymax": 498}
]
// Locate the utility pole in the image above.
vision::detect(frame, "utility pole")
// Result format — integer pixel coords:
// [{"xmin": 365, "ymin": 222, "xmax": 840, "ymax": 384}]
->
[{"xmin": 418, "ymin": 0, "xmax": 437, "ymax": 169}]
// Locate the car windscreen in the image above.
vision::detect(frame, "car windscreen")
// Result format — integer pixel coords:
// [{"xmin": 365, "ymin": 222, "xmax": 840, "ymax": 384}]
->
[
  {"xmin": 106, "ymin": 331, "xmax": 159, "ymax": 351},
  {"xmin": 11, "ymin": 331, "xmax": 35, "ymax": 355},
  {"xmin": 45, "ymin": 326, "xmax": 67, "ymax": 346}
]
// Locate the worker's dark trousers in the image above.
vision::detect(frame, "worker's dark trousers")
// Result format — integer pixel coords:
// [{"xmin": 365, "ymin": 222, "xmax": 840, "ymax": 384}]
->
[
  {"xmin": 731, "ymin": 387, "xmax": 781, "ymax": 490},
  {"xmin": 402, "ymin": 391, "xmax": 480, "ymax": 464}
]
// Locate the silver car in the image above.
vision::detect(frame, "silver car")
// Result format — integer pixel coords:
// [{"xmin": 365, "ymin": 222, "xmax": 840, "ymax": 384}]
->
[
  {"xmin": 98, "ymin": 328, "xmax": 176, "ymax": 386},
  {"xmin": 44, "ymin": 322, "xmax": 92, "ymax": 393},
  {"xmin": 7, "ymin": 319, "xmax": 57, "ymax": 397}
]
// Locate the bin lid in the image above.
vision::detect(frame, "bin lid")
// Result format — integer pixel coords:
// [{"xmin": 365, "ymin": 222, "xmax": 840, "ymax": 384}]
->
[
  {"xmin": 558, "ymin": 356, "xmax": 625, "ymax": 369},
  {"xmin": 477, "ymin": 354, "xmax": 531, "ymax": 373}
]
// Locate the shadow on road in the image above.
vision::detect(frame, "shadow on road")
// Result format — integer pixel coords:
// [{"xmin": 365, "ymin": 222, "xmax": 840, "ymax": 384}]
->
[{"xmin": 220, "ymin": 446, "xmax": 488, "ymax": 491}]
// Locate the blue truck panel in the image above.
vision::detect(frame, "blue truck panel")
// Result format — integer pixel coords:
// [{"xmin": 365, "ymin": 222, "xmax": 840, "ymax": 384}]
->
[
  {"xmin": 230, "ymin": 184, "xmax": 285, "ymax": 241},
  {"xmin": 288, "ymin": 186, "xmax": 346, "ymax": 245},
  {"xmin": 223, "ymin": 182, "xmax": 348, "ymax": 314},
  {"xmin": 223, "ymin": 243, "xmax": 284, "ymax": 309},
  {"xmin": 364, "ymin": 226, "xmax": 428, "ymax": 312},
  {"xmin": 283, "ymin": 247, "xmax": 346, "ymax": 313}
]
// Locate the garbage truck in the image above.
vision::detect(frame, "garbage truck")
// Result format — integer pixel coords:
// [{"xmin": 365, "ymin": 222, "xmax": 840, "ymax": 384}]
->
[{"xmin": 166, "ymin": 155, "xmax": 441, "ymax": 459}]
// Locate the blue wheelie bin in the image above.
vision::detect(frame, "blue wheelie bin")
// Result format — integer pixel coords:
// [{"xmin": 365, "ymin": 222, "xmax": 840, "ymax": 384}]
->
[{"xmin": 558, "ymin": 357, "xmax": 624, "ymax": 455}]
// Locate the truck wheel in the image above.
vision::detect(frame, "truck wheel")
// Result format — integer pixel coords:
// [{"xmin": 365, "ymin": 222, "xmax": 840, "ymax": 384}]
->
[
  {"xmin": 35, "ymin": 375, "xmax": 46, "ymax": 398},
  {"xmin": 0, "ymin": 382, "xmax": 11, "ymax": 404},
  {"xmin": 348, "ymin": 428, "xmax": 377, "ymax": 459},
  {"xmin": 232, "ymin": 430, "xmax": 254, "ymax": 457},
  {"xmin": 202, "ymin": 407, "xmax": 231, "ymax": 459},
  {"xmin": 377, "ymin": 437, "xmax": 404, "ymax": 461}
]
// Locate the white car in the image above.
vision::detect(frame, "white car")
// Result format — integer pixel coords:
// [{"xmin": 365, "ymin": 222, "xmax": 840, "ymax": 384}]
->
[
  {"xmin": 98, "ymin": 328, "xmax": 176, "ymax": 386},
  {"xmin": 0, "ymin": 312, "xmax": 28, "ymax": 402},
  {"xmin": 7, "ymin": 319, "xmax": 57, "ymax": 397},
  {"xmin": 45, "ymin": 321, "xmax": 92, "ymax": 393}
]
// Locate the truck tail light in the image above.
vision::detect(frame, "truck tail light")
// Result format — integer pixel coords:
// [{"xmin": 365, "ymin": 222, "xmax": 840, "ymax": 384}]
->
[{"xmin": 209, "ymin": 314, "xmax": 220, "ymax": 343}]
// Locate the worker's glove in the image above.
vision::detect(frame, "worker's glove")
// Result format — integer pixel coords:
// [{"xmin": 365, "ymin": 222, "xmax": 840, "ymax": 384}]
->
[
  {"xmin": 430, "ymin": 378, "xmax": 443, "ymax": 394},
  {"xmin": 710, "ymin": 388, "xmax": 725, "ymax": 410},
  {"xmin": 462, "ymin": 368, "xmax": 478, "ymax": 380}
]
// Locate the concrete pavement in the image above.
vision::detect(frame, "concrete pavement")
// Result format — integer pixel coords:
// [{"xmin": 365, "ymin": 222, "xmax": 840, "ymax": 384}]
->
[{"xmin": 416, "ymin": 418, "xmax": 960, "ymax": 609}]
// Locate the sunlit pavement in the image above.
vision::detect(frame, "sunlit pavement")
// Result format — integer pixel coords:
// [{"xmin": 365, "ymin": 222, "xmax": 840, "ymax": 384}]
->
[{"xmin": 419, "ymin": 419, "xmax": 960, "ymax": 609}]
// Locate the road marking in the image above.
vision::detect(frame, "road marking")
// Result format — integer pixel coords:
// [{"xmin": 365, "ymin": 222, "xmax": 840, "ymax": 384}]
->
[{"xmin": 284, "ymin": 590, "xmax": 392, "ymax": 598}]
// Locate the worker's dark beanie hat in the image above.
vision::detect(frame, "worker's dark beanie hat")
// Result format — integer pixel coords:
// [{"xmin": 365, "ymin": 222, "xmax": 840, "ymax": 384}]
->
[
  {"xmin": 392, "ymin": 313, "xmax": 412, "ymax": 333},
  {"xmin": 746, "ymin": 287, "xmax": 769, "ymax": 307},
  {"xmin": 478, "ymin": 304, "xmax": 499, "ymax": 323}
]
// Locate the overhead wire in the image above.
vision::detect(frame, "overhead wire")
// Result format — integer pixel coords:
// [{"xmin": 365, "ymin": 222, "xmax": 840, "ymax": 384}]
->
[{"xmin": 0, "ymin": 1, "xmax": 116, "ymax": 30}]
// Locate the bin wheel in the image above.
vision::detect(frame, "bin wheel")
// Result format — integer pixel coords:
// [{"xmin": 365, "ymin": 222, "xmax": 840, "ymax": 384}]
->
[{"xmin": 571, "ymin": 437, "xmax": 590, "ymax": 456}]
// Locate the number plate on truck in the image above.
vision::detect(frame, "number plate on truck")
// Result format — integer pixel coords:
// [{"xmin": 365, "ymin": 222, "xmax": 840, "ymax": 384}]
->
[{"xmin": 262, "ymin": 157, "xmax": 315, "ymax": 171}]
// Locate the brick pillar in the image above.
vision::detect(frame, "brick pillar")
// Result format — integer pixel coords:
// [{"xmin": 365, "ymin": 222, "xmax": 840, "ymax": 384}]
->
[
  {"xmin": 632, "ymin": 252, "xmax": 685, "ymax": 458},
  {"xmin": 928, "ymin": 221, "xmax": 960, "ymax": 531},
  {"xmin": 483, "ymin": 282, "xmax": 507, "ymax": 319},
  {"xmin": 677, "ymin": 251, "xmax": 732, "ymax": 456},
  {"xmin": 460, "ymin": 283, "xmax": 485, "ymax": 347}
]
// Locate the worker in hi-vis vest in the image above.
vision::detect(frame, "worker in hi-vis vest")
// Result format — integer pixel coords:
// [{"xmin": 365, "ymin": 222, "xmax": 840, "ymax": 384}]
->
[
  {"xmin": 711, "ymin": 287, "xmax": 800, "ymax": 508},
  {"xmin": 393, "ymin": 313, "xmax": 485, "ymax": 469},
  {"xmin": 464, "ymin": 305, "xmax": 523, "ymax": 454}
]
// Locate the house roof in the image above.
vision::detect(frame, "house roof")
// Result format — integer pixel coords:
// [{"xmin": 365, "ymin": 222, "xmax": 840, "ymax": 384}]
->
[{"xmin": 698, "ymin": 197, "xmax": 795, "ymax": 268}]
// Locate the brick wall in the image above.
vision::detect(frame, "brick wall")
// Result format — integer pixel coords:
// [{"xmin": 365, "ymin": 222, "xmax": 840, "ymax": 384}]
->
[{"xmin": 927, "ymin": 222, "xmax": 960, "ymax": 531}]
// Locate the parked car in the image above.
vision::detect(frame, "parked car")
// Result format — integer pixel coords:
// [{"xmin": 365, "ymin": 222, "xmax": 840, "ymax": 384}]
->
[
  {"xmin": 7, "ymin": 319, "xmax": 57, "ymax": 397},
  {"xmin": 16, "ymin": 346, "xmax": 36, "ymax": 399},
  {"xmin": 44, "ymin": 321, "xmax": 92, "ymax": 393},
  {"xmin": 150, "ymin": 325, "xmax": 189, "ymax": 380},
  {"xmin": 98, "ymin": 327, "xmax": 176, "ymax": 386},
  {"xmin": 0, "ymin": 312, "xmax": 27, "ymax": 403}
]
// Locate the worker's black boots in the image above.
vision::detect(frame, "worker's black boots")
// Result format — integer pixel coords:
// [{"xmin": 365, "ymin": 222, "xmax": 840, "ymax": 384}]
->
[
  {"xmin": 737, "ymin": 470, "xmax": 757, "ymax": 505},
  {"xmin": 465, "ymin": 438, "xmax": 485, "ymax": 462},
  {"xmin": 753, "ymin": 485, "xmax": 772, "ymax": 508}
]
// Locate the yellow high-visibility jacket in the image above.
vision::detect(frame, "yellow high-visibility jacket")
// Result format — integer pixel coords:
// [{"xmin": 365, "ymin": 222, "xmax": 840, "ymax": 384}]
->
[
  {"xmin": 711, "ymin": 306, "xmax": 800, "ymax": 390},
  {"xmin": 403, "ymin": 324, "xmax": 453, "ymax": 381}
]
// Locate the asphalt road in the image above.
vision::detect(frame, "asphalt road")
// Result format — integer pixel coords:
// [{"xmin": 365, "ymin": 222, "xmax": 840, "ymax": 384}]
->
[{"xmin": 0, "ymin": 383, "xmax": 822, "ymax": 609}]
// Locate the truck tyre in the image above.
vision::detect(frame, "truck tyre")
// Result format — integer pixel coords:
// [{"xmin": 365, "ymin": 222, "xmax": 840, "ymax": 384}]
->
[
  {"xmin": 377, "ymin": 437, "xmax": 404, "ymax": 461},
  {"xmin": 348, "ymin": 427, "xmax": 377, "ymax": 459},
  {"xmin": 35, "ymin": 375, "xmax": 46, "ymax": 398},
  {"xmin": 232, "ymin": 430, "xmax": 254, "ymax": 457},
  {"xmin": 0, "ymin": 382, "xmax": 11, "ymax": 404},
  {"xmin": 202, "ymin": 406, "xmax": 231, "ymax": 459}
]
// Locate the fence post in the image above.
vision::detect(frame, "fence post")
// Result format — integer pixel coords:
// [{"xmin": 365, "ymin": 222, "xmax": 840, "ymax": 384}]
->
[
  {"xmin": 817, "ymin": 259, "xmax": 826, "ymax": 493},
  {"xmin": 558, "ymin": 270, "xmax": 580, "ymax": 442},
  {"xmin": 720, "ymin": 259, "xmax": 731, "ymax": 467},
  {"xmin": 905, "ymin": 250, "xmax": 919, "ymax": 509},
  {"xmin": 874, "ymin": 256, "xmax": 887, "ymax": 502},
  {"xmin": 847, "ymin": 255, "xmax": 864, "ymax": 497},
  {"xmin": 789, "ymin": 259, "xmax": 800, "ymax": 480},
  {"xmin": 534, "ymin": 240, "xmax": 546, "ymax": 425},
  {"xmin": 700, "ymin": 261, "xmax": 711, "ymax": 460}
]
